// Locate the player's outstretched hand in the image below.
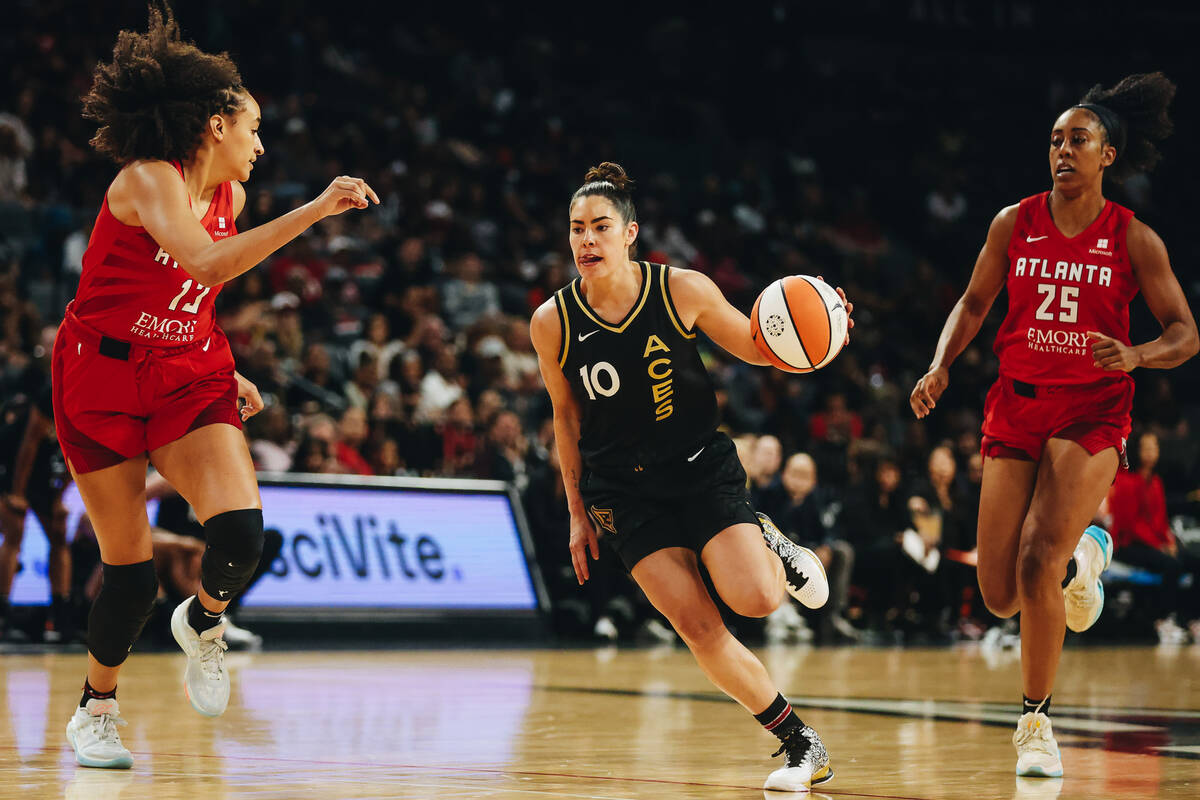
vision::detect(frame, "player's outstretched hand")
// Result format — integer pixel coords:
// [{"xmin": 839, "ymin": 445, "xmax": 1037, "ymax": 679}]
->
[
  {"xmin": 910, "ymin": 366, "xmax": 949, "ymax": 419},
  {"xmin": 569, "ymin": 512, "xmax": 601, "ymax": 585},
  {"xmin": 818, "ymin": 275, "xmax": 855, "ymax": 346},
  {"xmin": 314, "ymin": 175, "xmax": 379, "ymax": 219},
  {"xmin": 1088, "ymin": 331, "xmax": 1140, "ymax": 372},
  {"xmin": 234, "ymin": 370, "xmax": 264, "ymax": 421}
]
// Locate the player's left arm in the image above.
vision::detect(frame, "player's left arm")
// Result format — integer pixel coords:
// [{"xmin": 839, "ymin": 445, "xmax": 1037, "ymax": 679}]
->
[
  {"xmin": 1090, "ymin": 219, "xmax": 1199, "ymax": 371},
  {"xmin": 668, "ymin": 268, "xmax": 853, "ymax": 367}
]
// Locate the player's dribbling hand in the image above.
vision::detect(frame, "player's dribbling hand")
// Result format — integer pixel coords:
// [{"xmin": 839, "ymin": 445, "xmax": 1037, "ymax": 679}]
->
[
  {"xmin": 234, "ymin": 371, "xmax": 264, "ymax": 420},
  {"xmin": 910, "ymin": 366, "xmax": 949, "ymax": 419},
  {"xmin": 569, "ymin": 512, "xmax": 601, "ymax": 585},
  {"xmin": 314, "ymin": 175, "xmax": 380, "ymax": 218},
  {"xmin": 817, "ymin": 276, "xmax": 855, "ymax": 346},
  {"xmin": 1088, "ymin": 331, "xmax": 1141, "ymax": 372}
]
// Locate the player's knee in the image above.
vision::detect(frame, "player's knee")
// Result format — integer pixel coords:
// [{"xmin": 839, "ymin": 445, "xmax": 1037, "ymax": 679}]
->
[
  {"xmin": 1016, "ymin": 526, "xmax": 1059, "ymax": 594},
  {"xmin": 726, "ymin": 583, "xmax": 784, "ymax": 619},
  {"xmin": 200, "ymin": 509, "xmax": 264, "ymax": 599},
  {"xmin": 87, "ymin": 560, "xmax": 159, "ymax": 668},
  {"xmin": 670, "ymin": 611, "xmax": 727, "ymax": 649},
  {"xmin": 979, "ymin": 578, "xmax": 1019, "ymax": 618}
]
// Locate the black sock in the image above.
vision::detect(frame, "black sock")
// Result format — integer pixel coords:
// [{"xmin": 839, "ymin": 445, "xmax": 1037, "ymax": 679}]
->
[
  {"xmin": 1061, "ymin": 557, "xmax": 1078, "ymax": 588},
  {"xmin": 80, "ymin": 679, "xmax": 116, "ymax": 708},
  {"xmin": 187, "ymin": 596, "xmax": 224, "ymax": 634},
  {"xmin": 1023, "ymin": 694, "xmax": 1051, "ymax": 716},
  {"xmin": 754, "ymin": 693, "xmax": 805, "ymax": 741}
]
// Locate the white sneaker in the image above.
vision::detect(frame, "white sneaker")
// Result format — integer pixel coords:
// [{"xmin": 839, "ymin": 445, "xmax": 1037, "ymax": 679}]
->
[
  {"xmin": 171, "ymin": 596, "xmax": 230, "ymax": 717},
  {"xmin": 1156, "ymin": 615, "xmax": 1189, "ymax": 645},
  {"xmin": 764, "ymin": 725, "xmax": 834, "ymax": 791},
  {"xmin": 1064, "ymin": 525, "xmax": 1112, "ymax": 633},
  {"xmin": 593, "ymin": 615, "xmax": 618, "ymax": 640},
  {"xmin": 1013, "ymin": 712, "xmax": 1062, "ymax": 777},
  {"xmin": 222, "ymin": 617, "xmax": 263, "ymax": 651},
  {"xmin": 66, "ymin": 699, "xmax": 133, "ymax": 769},
  {"xmin": 757, "ymin": 513, "xmax": 829, "ymax": 609}
]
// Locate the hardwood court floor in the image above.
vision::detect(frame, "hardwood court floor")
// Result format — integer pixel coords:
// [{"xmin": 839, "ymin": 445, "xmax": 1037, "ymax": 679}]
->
[{"xmin": 2, "ymin": 644, "xmax": 1199, "ymax": 799}]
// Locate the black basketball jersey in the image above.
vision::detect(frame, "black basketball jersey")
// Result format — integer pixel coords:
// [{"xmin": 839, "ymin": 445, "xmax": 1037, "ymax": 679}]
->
[{"xmin": 554, "ymin": 261, "xmax": 719, "ymax": 472}]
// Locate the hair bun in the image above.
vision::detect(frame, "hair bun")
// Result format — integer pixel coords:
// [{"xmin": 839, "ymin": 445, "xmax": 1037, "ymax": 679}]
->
[{"xmin": 584, "ymin": 162, "xmax": 634, "ymax": 192}]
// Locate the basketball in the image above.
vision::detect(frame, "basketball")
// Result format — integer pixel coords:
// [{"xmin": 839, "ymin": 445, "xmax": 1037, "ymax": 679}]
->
[{"xmin": 750, "ymin": 275, "xmax": 849, "ymax": 373}]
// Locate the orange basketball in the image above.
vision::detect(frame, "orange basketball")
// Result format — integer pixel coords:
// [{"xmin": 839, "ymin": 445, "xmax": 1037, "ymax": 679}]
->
[{"xmin": 750, "ymin": 275, "xmax": 848, "ymax": 373}]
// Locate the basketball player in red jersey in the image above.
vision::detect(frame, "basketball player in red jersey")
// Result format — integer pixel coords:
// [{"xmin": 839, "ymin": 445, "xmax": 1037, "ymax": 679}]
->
[
  {"xmin": 911, "ymin": 73, "xmax": 1196, "ymax": 778},
  {"xmin": 60, "ymin": 7, "xmax": 377, "ymax": 769}
]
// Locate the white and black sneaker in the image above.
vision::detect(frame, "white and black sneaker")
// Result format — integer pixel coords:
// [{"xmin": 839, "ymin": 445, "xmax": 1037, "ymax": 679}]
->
[
  {"xmin": 764, "ymin": 724, "xmax": 834, "ymax": 791},
  {"xmin": 757, "ymin": 513, "xmax": 829, "ymax": 609}
]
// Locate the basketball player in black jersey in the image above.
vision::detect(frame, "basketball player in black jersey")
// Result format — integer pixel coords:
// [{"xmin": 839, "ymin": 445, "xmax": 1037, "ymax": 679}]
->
[{"xmin": 530, "ymin": 163, "xmax": 854, "ymax": 792}]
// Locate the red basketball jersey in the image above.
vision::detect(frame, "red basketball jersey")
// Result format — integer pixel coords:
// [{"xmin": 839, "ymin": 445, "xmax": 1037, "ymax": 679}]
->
[
  {"xmin": 72, "ymin": 161, "xmax": 237, "ymax": 346},
  {"xmin": 993, "ymin": 191, "xmax": 1139, "ymax": 384}
]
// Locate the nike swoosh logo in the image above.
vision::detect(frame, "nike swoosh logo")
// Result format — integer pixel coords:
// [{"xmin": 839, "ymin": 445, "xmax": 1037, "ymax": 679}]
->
[
  {"xmin": 578, "ymin": 331, "xmax": 599, "ymax": 342},
  {"xmin": 687, "ymin": 446, "xmax": 705, "ymax": 462},
  {"xmin": 202, "ymin": 337, "xmax": 211, "ymax": 351},
  {"xmin": 1026, "ymin": 235, "xmax": 1048, "ymax": 243}
]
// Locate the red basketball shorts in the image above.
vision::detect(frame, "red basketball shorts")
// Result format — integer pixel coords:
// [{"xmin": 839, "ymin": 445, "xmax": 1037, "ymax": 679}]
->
[
  {"xmin": 980, "ymin": 374, "xmax": 1132, "ymax": 464},
  {"xmin": 51, "ymin": 311, "xmax": 241, "ymax": 474}
]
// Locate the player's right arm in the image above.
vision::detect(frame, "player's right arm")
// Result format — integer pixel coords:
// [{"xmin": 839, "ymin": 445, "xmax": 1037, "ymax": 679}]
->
[
  {"xmin": 910, "ymin": 204, "xmax": 1017, "ymax": 418},
  {"xmin": 530, "ymin": 299, "xmax": 601, "ymax": 585},
  {"xmin": 111, "ymin": 161, "xmax": 379, "ymax": 286}
]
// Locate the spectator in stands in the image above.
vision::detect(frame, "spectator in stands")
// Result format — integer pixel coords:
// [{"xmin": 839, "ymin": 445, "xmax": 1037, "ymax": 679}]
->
[
  {"xmin": 1107, "ymin": 431, "xmax": 1200, "ymax": 643},
  {"xmin": 246, "ymin": 404, "xmax": 294, "ymax": 472},
  {"xmin": 746, "ymin": 434, "xmax": 783, "ymax": 509},
  {"xmin": 335, "ymin": 407, "xmax": 374, "ymax": 475},
  {"xmin": 766, "ymin": 453, "xmax": 857, "ymax": 642},
  {"xmin": 442, "ymin": 252, "xmax": 500, "ymax": 330}
]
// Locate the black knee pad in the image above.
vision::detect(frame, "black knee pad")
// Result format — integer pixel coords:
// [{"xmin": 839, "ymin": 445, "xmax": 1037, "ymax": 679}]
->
[
  {"xmin": 200, "ymin": 509, "xmax": 264, "ymax": 601},
  {"xmin": 88, "ymin": 560, "xmax": 159, "ymax": 668}
]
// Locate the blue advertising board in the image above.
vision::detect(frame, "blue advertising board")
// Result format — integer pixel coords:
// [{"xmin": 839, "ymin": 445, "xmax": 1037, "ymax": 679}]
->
[{"xmin": 8, "ymin": 473, "xmax": 546, "ymax": 620}]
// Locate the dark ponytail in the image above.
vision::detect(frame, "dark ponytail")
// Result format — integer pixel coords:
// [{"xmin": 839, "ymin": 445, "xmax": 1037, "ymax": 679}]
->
[
  {"xmin": 1075, "ymin": 72, "xmax": 1175, "ymax": 183},
  {"xmin": 569, "ymin": 162, "xmax": 637, "ymax": 224}
]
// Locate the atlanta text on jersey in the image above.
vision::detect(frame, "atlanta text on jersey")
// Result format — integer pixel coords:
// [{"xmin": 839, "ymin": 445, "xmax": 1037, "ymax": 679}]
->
[{"xmin": 1014, "ymin": 257, "xmax": 1113, "ymax": 287}]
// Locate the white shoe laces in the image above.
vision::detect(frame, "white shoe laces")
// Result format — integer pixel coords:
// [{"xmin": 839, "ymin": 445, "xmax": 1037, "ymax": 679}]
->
[
  {"xmin": 88, "ymin": 711, "xmax": 127, "ymax": 745},
  {"xmin": 1014, "ymin": 715, "xmax": 1056, "ymax": 758},
  {"xmin": 198, "ymin": 637, "xmax": 229, "ymax": 680}
]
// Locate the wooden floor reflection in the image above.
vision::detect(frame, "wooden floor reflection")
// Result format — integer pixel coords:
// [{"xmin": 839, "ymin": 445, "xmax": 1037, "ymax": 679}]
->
[{"xmin": 2, "ymin": 643, "xmax": 1199, "ymax": 799}]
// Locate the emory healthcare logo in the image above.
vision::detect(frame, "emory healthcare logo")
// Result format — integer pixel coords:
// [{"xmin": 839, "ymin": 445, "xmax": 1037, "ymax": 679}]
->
[{"xmin": 1027, "ymin": 326, "xmax": 1089, "ymax": 356}]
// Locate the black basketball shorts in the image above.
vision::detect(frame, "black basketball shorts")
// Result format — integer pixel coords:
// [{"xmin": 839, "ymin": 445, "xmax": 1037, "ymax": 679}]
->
[{"xmin": 579, "ymin": 431, "xmax": 759, "ymax": 571}]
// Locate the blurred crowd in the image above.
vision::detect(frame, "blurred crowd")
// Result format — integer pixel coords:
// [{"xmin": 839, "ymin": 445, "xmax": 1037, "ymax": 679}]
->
[{"xmin": 4, "ymin": 2, "xmax": 1200, "ymax": 645}]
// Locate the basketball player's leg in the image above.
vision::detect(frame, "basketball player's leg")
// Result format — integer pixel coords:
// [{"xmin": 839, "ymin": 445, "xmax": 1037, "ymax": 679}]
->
[
  {"xmin": 70, "ymin": 457, "xmax": 156, "ymax": 690},
  {"xmin": 151, "ymin": 422, "xmax": 262, "ymax": 716},
  {"xmin": 1017, "ymin": 439, "xmax": 1117, "ymax": 699},
  {"xmin": 634, "ymin": 546, "xmax": 778, "ymax": 708},
  {"xmin": 151, "ymin": 422, "xmax": 262, "ymax": 617},
  {"xmin": 700, "ymin": 522, "xmax": 785, "ymax": 619},
  {"xmin": 634, "ymin": 544, "xmax": 833, "ymax": 789},
  {"xmin": 976, "ymin": 455, "xmax": 1038, "ymax": 618}
]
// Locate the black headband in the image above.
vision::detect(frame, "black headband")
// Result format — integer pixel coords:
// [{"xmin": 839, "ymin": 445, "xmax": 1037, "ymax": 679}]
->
[{"xmin": 1072, "ymin": 103, "xmax": 1126, "ymax": 158}]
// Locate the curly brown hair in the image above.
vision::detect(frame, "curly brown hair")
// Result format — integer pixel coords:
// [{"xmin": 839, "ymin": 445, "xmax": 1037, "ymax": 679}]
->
[
  {"xmin": 82, "ymin": 3, "xmax": 245, "ymax": 165},
  {"xmin": 1077, "ymin": 72, "xmax": 1175, "ymax": 183}
]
